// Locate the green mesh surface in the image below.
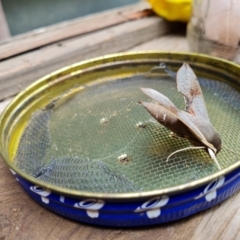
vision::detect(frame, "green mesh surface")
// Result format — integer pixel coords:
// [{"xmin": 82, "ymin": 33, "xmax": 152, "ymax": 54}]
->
[{"xmin": 14, "ymin": 75, "xmax": 240, "ymax": 193}]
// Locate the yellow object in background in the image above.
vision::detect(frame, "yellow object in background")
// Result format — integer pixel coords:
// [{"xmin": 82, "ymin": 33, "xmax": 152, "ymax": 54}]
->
[{"xmin": 148, "ymin": 0, "xmax": 192, "ymax": 22}]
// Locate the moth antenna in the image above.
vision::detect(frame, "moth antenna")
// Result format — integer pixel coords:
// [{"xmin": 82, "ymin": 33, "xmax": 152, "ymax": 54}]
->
[
  {"xmin": 222, "ymin": 144, "xmax": 238, "ymax": 155},
  {"xmin": 151, "ymin": 63, "xmax": 166, "ymax": 72},
  {"xmin": 150, "ymin": 63, "xmax": 176, "ymax": 79},
  {"xmin": 166, "ymin": 146, "xmax": 205, "ymax": 162},
  {"xmin": 208, "ymin": 148, "xmax": 221, "ymax": 170}
]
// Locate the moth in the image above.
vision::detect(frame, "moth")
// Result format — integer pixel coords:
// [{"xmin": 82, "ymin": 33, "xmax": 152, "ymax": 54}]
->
[{"xmin": 139, "ymin": 63, "xmax": 222, "ymax": 169}]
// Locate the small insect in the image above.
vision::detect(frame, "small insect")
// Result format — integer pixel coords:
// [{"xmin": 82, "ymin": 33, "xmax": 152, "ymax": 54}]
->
[{"xmin": 139, "ymin": 63, "xmax": 222, "ymax": 169}]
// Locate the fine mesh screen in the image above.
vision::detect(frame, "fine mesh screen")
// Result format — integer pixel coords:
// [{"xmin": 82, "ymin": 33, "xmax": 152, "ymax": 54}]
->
[{"xmin": 14, "ymin": 74, "xmax": 240, "ymax": 193}]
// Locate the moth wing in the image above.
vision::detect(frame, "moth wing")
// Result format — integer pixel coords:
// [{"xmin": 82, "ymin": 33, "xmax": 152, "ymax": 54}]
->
[
  {"xmin": 140, "ymin": 88, "xmax": 178, "ymax": 115},
  {"xmin": 140, "ymin": 87, "xmax": 216, "ymax": 151},
  {"xmin": 176, "ymin": 63, "xmax": 210, "ymax": 122},
  {"xmin": 139, "ymin": 101, "xmax": 196, "ymax": 138},
  {"xmin": 177, "ymin": 111, "xmax": 215, "ymax": 150}
]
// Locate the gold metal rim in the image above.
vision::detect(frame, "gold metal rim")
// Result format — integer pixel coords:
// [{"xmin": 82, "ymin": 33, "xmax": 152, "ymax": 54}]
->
[{"xmin": 1, "ymin": 51, "xmax": 240, "ymax": 200}]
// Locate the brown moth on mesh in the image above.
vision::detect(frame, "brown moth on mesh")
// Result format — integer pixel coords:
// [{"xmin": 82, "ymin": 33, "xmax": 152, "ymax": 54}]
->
[{"xmin": 139, "ymin": 62, "xmax": 222, "ymax": 170}]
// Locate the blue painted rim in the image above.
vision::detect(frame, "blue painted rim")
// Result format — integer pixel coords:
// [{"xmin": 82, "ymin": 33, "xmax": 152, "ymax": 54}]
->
[{"xmin": 9, "ymin": 166, "xmax": 240, "ymax": 227}]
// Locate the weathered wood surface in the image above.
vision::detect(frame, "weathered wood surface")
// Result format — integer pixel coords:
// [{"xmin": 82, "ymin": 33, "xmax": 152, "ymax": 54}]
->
[
  {"xmin": 129, "ymin": 30, "xmax": 189, "ymax": 52},
  {"xmin": 1, "ymin": 4, "xmax": 239, "ymax": 240},
  {"xmin": 0, "ymin": 2, "xmax": 150, "ymax": 60},
  {"xmin": 0, "ymin": 16, "xmax": 171, "ymax": 100}
]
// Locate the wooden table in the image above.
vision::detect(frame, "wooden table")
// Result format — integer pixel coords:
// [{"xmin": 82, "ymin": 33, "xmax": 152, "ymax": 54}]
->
[{"xmin": 0, "ymin": 2, "xmax": 239, "ymax": 240}]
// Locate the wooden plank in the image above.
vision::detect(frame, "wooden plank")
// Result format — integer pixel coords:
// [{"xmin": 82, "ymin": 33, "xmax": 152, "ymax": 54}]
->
[
  {"xmin": 0, "ymin": 16, "xmax": 172, "ymax": 100},
  {"xmin": 128, "ymin": 28, "xmax": 189, "ymax": 52},
  {"xmin": 0, "ymin": 1, "xmax": 150, "ymax": 60}
]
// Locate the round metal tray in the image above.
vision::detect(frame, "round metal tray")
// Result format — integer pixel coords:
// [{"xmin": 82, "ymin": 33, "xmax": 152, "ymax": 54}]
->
[{"xmin": 1, "ymin": 52, "xmax": 240, "ymax": 226}]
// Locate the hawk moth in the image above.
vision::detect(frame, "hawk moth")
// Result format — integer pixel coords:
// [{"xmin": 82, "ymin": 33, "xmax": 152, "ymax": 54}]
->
[{"xmin": 139, "ymin": 63, "xmax": 222, "ymax": 169}]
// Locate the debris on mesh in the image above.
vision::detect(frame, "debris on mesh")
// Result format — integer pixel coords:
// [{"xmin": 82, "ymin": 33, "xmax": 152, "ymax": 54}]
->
[{"xmin": 35, "ymin": 156, "xmax": 141, "ymax": 192}]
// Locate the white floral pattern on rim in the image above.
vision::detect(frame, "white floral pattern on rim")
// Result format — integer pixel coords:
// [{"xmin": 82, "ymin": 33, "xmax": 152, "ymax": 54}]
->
[
  {"xmin": 9, "ymin": 168, "xmax": 19, "ymax": 181},
  {"xmin": 195, "ymin": 176, "xmax": 225, "ymax": 202},
  {"xmin": 60, "ymin": 196, "xmax": 65, "ymax": 203},
  {"xmin": 30, "ymin": 185, "xmax": 51, "ymax": 204},
  {"xmin": 134, "ymin": 196, "xmax": 169, "ymax": 219},
  {"xmin": 74, "ymin": 199, "xmax": 105, "ymax": 218}
]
